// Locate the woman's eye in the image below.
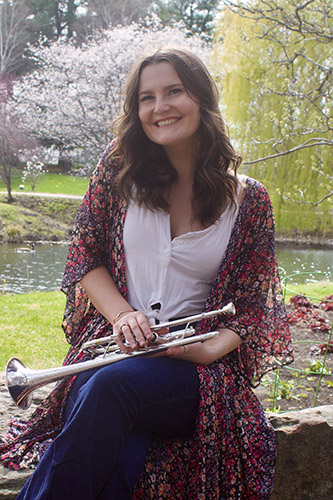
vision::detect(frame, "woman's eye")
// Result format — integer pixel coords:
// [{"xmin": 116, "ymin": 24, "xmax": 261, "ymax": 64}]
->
[
  {"xmin": 140, "ymin": 95, "xmax": 154, "ymax": 102},
  {"xmin": 170, "ymin": 88, "xmax": 182, "ymax": 95}
]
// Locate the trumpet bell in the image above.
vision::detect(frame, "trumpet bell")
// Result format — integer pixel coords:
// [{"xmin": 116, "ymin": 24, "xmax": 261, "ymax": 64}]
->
[{"xmin": 6, "ymin": 358, "xmax": 33, "ymax": 410}]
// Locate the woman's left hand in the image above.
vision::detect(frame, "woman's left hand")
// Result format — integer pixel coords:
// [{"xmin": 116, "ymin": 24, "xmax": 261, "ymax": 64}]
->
[{"xmin": 160, "ymin": 328, "xmax": 243, "ymax": 365}]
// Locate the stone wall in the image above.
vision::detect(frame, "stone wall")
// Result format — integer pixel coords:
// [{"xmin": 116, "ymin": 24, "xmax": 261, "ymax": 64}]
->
[{"xmin": 0, "ymin": 373, "xmax": 332, "ymax": 499}]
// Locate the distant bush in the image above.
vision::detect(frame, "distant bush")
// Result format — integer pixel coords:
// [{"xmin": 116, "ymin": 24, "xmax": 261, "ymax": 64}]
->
[{"xmin": 6, "ymin": 224, "xmax": 24, "ymax": 242}]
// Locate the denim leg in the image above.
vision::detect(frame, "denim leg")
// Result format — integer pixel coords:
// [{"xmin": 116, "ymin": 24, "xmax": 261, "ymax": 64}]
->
[
  {"xmin": 17, "ymin": 357, "xmax": 199, "ymax": 500},
  {"xmin": 96, "ymin": 429, "xmax": 152, "ymax": 500}
]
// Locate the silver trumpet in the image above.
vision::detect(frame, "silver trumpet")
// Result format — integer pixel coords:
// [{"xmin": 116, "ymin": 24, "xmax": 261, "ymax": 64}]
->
[{"xmin": 6, "ymin": 303, "xmax": 235, "ymax": 410}]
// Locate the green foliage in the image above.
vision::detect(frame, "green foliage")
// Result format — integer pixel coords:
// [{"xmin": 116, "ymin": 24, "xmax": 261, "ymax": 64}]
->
[
  {"xmin": 307, "ymin": 360, "xmax": 331, "ymax": 375},
  {"xmin": 5, "ymin": 224, "xmax": 25, "ymax": 243},
  {"xmin": 26, "ymin": 0, "xmax": 82, "ymax": 42},
  {"xmin": 213, "ymin": 0, "xmax": 332, "ymax": 237},
  {"xmin": 156, "ymin": 0, "xmax": 220, "ymax": 40}
]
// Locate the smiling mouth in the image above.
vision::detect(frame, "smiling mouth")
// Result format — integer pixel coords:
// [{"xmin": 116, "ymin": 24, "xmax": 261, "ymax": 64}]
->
[{"xmin": 155, "ymin": 118, "xmax": 181, "ymax": 127}]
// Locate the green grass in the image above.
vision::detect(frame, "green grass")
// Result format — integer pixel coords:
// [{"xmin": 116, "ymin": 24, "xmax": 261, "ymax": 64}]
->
[
  {"xmin": 0, "ymin": 172, "xmax": 88, "ymax": 196},
  {"xmin": 282, "ymin": 280, "xmax": 333, "ymax": 303},
  {"xmin": 0, "ymin": 291, "xmax": 69, "ymax": 371}
]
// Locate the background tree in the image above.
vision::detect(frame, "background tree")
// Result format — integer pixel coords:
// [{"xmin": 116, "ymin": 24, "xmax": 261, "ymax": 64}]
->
[
  {"xmin": 25, "ymin": 0, "xmax": 83, "ymax": 42},
  {"xmin": 0, "ymin": 75, "xmax": 36, "ymax": 201},
  {"xmin": 0, "ymin": 0, "xmax": 31, "ymax": 75},
  {"xmin": 74, "ymin": 0, "xmax": 153, "ymax": 41},
  {"xmin": 21, "ymin": 156, "xmax": 47, "ymax": 191},
  {"xmin": 12, "ymin": 18, "xmax": 208, "ymax": 171},
  {"xmin": 213, "ymin": 0, "xmax": 332, "ymax": 236},
  {"xmin": 24, "ymin": 0, "xmax": 160, "ymax": 45},
  {"xmin": 156, "ymin": 0, "xmax": 220, "ymax": 40}
]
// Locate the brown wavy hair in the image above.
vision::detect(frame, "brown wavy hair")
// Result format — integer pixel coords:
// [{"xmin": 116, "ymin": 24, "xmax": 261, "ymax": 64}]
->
[{"xmin": 112, "ymin": 48, "xmax": 242, "ymax": 226}]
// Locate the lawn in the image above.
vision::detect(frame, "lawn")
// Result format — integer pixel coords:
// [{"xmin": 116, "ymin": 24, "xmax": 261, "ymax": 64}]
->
[
  {"xmin": 0, "ymin": 291, "xmax": 68, "ymax": 371},
  {"xmin": 281, "ymin": 280, "xmax": 333, "ymax": 304},
  {"xmin": 0, "ymin": 172, "xmax": 89, "ymax": 196}
]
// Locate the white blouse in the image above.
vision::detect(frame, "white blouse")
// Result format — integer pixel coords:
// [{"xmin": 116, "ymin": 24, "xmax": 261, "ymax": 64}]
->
[{"xmin": 123, "ymin": 186, "xmax": 242, "ymax": 324}]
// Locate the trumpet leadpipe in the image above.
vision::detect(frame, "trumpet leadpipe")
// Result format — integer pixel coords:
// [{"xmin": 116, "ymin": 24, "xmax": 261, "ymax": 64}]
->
[{"xmin": 155, "ymin": 302, "xmax": 236, "ymax": 330}]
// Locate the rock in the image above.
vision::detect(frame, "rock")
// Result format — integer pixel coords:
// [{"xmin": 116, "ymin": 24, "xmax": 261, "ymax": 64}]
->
[
  {"xmin": 0, "ymin": 467, "xmax": 31, "ymax": 500},
  {"xmin": 0, "ymin": 372, "xmax": 332, "ymax": 499},
  {"xmin": 0, "ymin": 372, "xmax": 54, "ymax": 500},
  {"xmin": 268, "ymin": 406, "xmax": 333, "ymax": 500}
]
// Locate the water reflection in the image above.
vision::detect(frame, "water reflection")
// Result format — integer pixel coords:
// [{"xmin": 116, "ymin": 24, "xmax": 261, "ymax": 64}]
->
[
  {"xmin": 0, "ymin": 242, "xmax": 332, "ymax": 294},
  {"xmin": 0, "ymin": 243, "xmax": 69, "ymax": 294},
  {"xmin": 276, "ymin": 245, "xmax": 332, "ymax": 285}
]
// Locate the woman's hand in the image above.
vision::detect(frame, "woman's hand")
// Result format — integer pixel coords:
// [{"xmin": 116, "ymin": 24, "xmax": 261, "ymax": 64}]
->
[
  {"xmin": 161, "ymin": 328, "xmax": 243, "ymax": 365},
  {"xmin": 80, "ymin": 266, "xmax": 156, "ymax": 353},
  {"xmin": 80, "ymin": 265, "xmax": 171, "ymax": 354},
  {"xmin": 113, "ymin": 310, "xmax": 154, "ymax": 353}
]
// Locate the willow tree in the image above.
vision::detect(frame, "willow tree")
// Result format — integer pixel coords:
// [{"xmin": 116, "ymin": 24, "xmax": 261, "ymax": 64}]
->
[{"xmin": 213, "ymin": 0, "xmax": 332, "ymax": 238}]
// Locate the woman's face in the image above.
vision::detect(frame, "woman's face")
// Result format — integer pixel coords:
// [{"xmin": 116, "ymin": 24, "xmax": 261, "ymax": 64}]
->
[{"xmin": 138, "ymin": 62, "xmax": 201, "ymax": 153}]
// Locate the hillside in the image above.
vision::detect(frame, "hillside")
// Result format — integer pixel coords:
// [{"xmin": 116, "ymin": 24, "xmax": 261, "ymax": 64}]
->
[{"xmin": 0, "ymin": 193, "xmax": 82, "ymax": 243}]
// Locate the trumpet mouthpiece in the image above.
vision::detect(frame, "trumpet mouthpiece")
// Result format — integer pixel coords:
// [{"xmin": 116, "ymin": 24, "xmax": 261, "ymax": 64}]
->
[{"xmin": 222, "ymin": 302, "xmax": 236, "ymax": 316}]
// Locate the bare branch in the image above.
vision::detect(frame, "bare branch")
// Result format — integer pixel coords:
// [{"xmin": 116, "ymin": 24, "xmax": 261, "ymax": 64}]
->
[
  {"xmin": 283, "ymin": 190, "xmax": 333, "ymax": 207},
  {"xmin": 244, "ymin": 139, "xmax": 332, "ymax": 165},
  {"xmin": 293, "ymin": 52, "xmax": 332, "ymax": 73},
  {"xmin": 222, "ymin": 0, "xmax": 333, "ymax": 41}
]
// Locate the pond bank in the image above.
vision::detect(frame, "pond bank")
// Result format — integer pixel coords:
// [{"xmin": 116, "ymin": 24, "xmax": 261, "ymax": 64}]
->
[
  {"xmin": 1, "ymin": 193, "xmax": 332, "ymax": 246},
  {"xmin": 276, "ymin": 236, "xmax": 333, "ymax": 249},
  {"xmin": 0, "ymin": 195, "xmax": 81, "ymax": 243}
]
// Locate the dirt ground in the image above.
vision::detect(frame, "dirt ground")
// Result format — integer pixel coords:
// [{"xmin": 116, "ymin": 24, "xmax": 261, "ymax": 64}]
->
[{"xmin": 255, "ymin": 295, "xmax": 333, "ymax": 412}]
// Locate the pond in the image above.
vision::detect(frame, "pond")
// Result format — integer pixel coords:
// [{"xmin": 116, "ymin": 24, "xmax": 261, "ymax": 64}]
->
[
  {"xmin": 0, "ymin": 243, "xmax": 69, "ymax": 294},
  {"xmin": 0, "ymin": 242, "xmax": 332, "ymax": 295}
]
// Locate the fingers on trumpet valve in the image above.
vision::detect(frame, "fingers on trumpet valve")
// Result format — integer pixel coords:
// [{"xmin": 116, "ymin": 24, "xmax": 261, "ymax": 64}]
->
[{"xmin": 113, "ymin": 313, "xmax": 153, "ymax": 351}]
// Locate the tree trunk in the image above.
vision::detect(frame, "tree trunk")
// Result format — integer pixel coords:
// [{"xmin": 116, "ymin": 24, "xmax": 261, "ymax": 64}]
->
[{"xmin": 2, "ymin": 166, "xmax": 14, "ymax": 203}]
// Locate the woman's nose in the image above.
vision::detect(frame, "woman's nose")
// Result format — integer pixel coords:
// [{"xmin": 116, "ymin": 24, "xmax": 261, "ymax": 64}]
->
[{"xmin": 154, "ymin": 96, "xmax": 170, "ymax": 114}]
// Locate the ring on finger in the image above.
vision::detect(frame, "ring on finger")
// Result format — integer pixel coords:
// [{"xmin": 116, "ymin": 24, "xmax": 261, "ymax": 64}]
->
[{"xmin": 120, "ymin": 323, "xmax": 130, "ymax": 333}]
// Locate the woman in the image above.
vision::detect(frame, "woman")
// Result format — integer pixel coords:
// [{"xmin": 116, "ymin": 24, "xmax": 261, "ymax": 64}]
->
[{"xmin": 1, "ymin": 48, "xmax": 293, "ymax": 499}]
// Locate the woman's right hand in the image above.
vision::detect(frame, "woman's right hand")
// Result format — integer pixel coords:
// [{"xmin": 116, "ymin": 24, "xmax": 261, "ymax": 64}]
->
[
  {"xmin": 113, "ymin": 310, "xmax": 154, "ymax": 353},
  {"xmin": 80, "ymin": 266, "xmax": 168, "ymax": 354},
  {"xmin": 80, "ymin": 266, "xmax": 155, "ymax": 353}
]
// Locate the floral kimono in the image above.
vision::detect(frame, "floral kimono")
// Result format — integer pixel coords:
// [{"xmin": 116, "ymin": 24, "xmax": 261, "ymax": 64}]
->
[{"xmin": 0, "ymin": 144, "xmax": 293, "ymax": 499}]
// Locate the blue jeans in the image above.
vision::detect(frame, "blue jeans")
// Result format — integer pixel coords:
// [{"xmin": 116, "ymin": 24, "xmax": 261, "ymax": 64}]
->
[{"xmin": 17, "ymin": 357, "xmax": 200, "ymax": 500}]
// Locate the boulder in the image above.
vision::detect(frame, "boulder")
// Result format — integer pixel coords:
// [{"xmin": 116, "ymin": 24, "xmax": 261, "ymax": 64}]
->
[
  {"xmin": 268, "ymin": 406, "xmax": 333, "ymax": 500},
  {"xmin": 0, "ymin": 372, "xmax": 332, "ymax": 499},
  {"xmin": 0, "ymin": 372, "xmax": 53, "ymax": 500}
]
